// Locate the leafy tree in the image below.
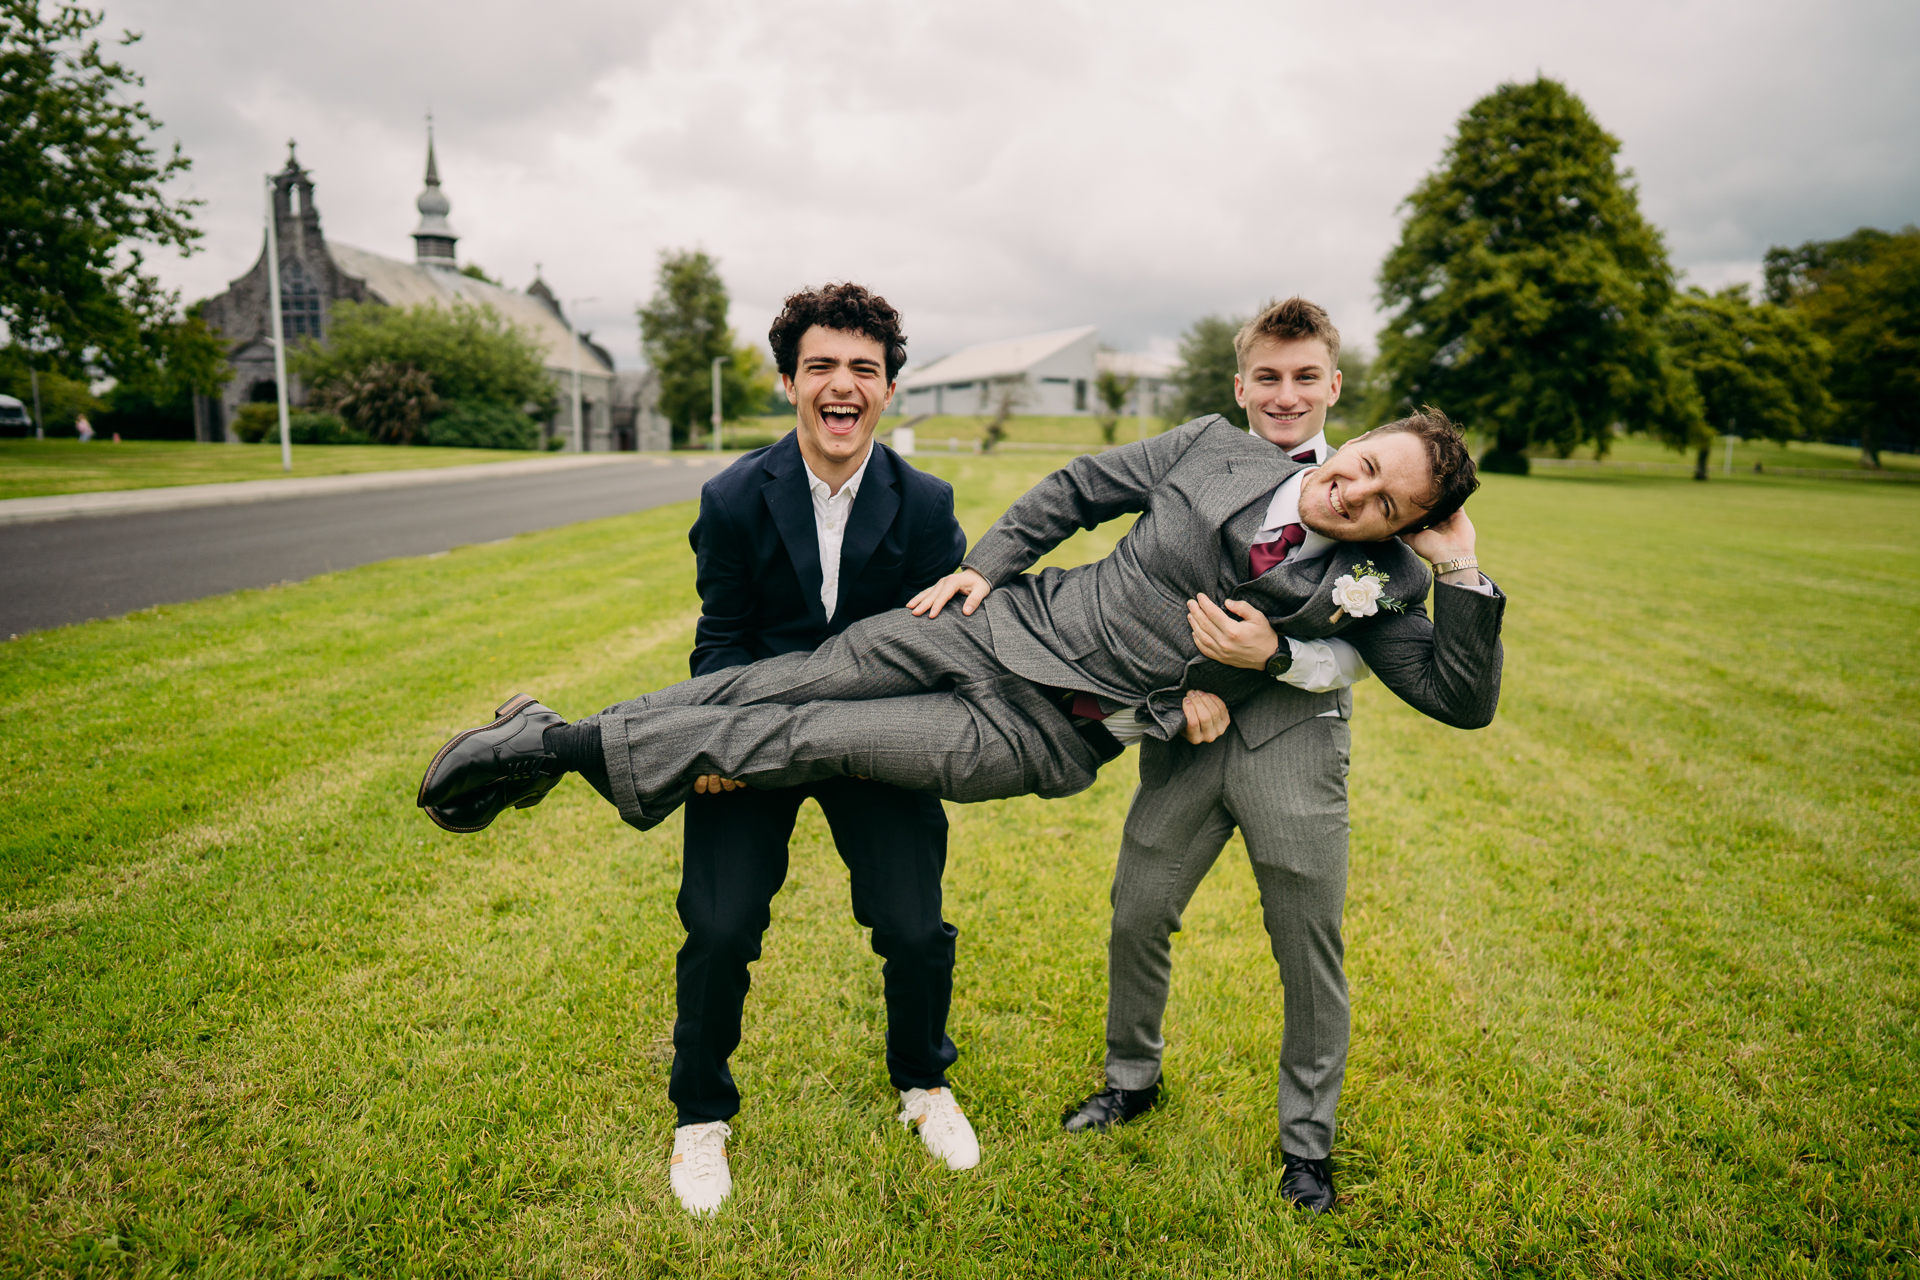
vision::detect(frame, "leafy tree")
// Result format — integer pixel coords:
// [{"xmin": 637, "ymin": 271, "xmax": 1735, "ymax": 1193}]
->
[
  {"xmin": 325, "ymin": 360, "xmax": 439, "ymax": 444},
  {"xmin": 0, "ymin": 0, "xmax": 199, "ymax": 372},
  {"xmin": 1664, "ymin": 286, "xmax": 1835, "ymax": 479},
  {"xmin": 1375, "ymin": 77, "xmax": 1695, "ymax": 473},
  {"xmin": 95, "ymin": 307, "xmax": 230, "ymax": 439},
  {"xmin": 458, "ymin": 263, "xmax": 502, "ymax": 286},
  {"xmin": 1169, "ymin": 314, "xmax": 1246, "ymax": 428},
  {"xmin": 1332, "ymin": 346, "xmax": 1374, "ymax": 429},
  {"xmin": 1764, "ymin": 225, "xmax": 1919, "ymax": 466},
  {"xmin": 289, "ymin": 300, "xmax": 553, "ymax": 423},
  {"xmin": 1094, "ymin": 368, "xmax": 1136, "ymax": 444},
  {"xmin": 636, "ymin": 250, "xmax": 774, "ymax": 447},
  {"xmin": 979, "ymin": 375, "xmax": 1030, "ymax": 453},
  {"xmin": 0, "ymin": 347, "xmax": 96, "ymax": 432}
]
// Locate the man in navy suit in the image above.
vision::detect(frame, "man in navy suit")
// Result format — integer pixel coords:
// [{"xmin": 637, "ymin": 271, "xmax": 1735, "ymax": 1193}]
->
[{"xmin": 664, "ymin": 283, "xmax": 973, "ymax": 1217}]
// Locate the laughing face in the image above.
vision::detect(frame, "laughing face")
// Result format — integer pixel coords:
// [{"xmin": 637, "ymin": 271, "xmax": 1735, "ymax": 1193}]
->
[
  {"xmin": 785, "ymin": 325, "xmax": 894, "ymax": 479},
  {"xmin": 1297, "ymin": 430, "xmax": 1438, "ymax": 543},
  {"xmin": 1234, "ymin": 336, "xmax": 1341, "ymax": 449}
]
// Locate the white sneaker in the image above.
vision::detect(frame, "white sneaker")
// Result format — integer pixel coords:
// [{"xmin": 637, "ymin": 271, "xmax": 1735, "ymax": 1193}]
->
[
  {"xmin": 899, "ymin": 1086, "xmax": 980, "ymax": 1171},
  {"xmin": 669, "ymin": 1121, "xmax": 732, "ymax": 1217}
]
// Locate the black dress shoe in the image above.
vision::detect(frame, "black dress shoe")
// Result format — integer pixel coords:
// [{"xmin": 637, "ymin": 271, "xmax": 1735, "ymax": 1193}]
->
[
  {"xmin": 1061, "ymin": 1081, "xmax": 1160, "ymax": 1133},
  {"xmin": 419, "ymin": 694, "xmax": 566, "ymax": 817},
  {"xmin": 1280, "ymin": 1151, "xmax": 1335, "ymax": 1213},
  {"xmin": 421, "ymin": 771, "xmax": 562, "ymax": 834}
]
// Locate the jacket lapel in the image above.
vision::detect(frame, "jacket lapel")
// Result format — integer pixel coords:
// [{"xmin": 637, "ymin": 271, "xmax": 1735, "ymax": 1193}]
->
[
  {"xmin": 1218, "ymin": 453, "xmax": 1305, "ymax": 580},
  {"xmin": 831, "ymin": 446, "xmax": 901, "ymax": 625},
  {"xmin": 760, "ymin": 435, "xmax": 828, "ymax": 629}
]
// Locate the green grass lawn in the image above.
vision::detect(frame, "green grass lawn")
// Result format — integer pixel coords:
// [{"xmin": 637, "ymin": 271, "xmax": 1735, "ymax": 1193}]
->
[
  {"xmin": 0, "ymin": 439, "xmax": 552, "ymax": 502},
  {"xmin": 2, "ymin": 459, "xmax": 1915, "ymax": 1276}
]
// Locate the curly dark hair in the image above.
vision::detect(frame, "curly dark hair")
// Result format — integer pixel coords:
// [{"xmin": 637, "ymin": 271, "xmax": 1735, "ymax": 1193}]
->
[
  {"xmin": 768, "ymin": 282, "xmax": 908, "ymax": 383},
  {"xmin": 1355, "ymin": 407, "xmax": 1480, "ymax": 532}
]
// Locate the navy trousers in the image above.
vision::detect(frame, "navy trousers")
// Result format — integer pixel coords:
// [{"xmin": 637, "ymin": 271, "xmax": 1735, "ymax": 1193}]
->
[{"xmin": 668, "ymin": 776, "xmax": 958, "ymax": 1125}]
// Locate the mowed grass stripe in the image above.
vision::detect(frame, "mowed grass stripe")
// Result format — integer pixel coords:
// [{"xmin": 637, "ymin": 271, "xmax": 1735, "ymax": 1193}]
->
[{"xmin": 1, "ymin": 461, "xmax": 1915, "ymax": 1277}]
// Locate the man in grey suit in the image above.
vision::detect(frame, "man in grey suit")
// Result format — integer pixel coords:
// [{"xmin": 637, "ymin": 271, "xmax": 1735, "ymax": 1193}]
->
[
  {"xmin": 1060, "ymin": 298, "xmax": 1423, "ymax": 1216},
  {"xmin": 419, "ymin": 409, "xmax": 1502, "ymax": 850}
]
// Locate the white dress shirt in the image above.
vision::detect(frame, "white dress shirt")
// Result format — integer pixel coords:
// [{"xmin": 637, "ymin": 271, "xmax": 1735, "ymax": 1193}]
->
[{"xmin": 802, "ymin": 443, "xmax": 874, "ymax": 620}]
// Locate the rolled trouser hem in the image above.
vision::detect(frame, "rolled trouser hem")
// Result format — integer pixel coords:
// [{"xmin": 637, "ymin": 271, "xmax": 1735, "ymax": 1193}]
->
[{"xmin": 1102, "ymin": 1055, "xmax": 1164, "ymax": 1092}]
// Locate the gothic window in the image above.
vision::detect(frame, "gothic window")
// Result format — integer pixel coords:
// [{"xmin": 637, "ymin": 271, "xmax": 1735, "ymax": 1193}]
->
[{"xmin": 279, "ymin": 258, "xmax": 323, "ymax": 340}]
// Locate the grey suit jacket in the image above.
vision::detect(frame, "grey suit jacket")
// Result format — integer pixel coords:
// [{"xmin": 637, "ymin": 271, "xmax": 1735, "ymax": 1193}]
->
[{"xmin": 961, "ymin": 415, "xmax": 1505, "ymax": 741}]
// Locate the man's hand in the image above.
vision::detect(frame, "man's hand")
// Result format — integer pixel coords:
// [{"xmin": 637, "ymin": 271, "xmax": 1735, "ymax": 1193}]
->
[
  {"xmin": 1188, "ymin": 593, "xmax": 1282, "ymax": 671},
  {"xmin": 1404, "ymin": 509, "xmax": 1478, "ymax": 584},
  {"xmin": 694, "ymin": 774, "xmax": 743, "ymax": 795},
  {"xmin": 1181, "ymin": 690, "xmax": 1231, "ymax": 744},
  {"xmin": 908, "ymin": 567, "xmax": 991, "ymax": 618}
]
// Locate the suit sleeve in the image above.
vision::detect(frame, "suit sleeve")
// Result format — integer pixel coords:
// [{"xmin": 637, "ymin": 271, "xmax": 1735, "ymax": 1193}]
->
[
  {"xmin": 894, "ymin": 481, "xmax": 968, "ymax": 605},
  {"xmin": 961, "ymin": 416, "xmax": 1211, "ymax": 586},
  {"xmin": 1343, "ymin": 577, "xmax": 1506, "ymax": 729},
  {"xmin": 688, "ymin": 486, "xmax": 758, "ymax": 677}
]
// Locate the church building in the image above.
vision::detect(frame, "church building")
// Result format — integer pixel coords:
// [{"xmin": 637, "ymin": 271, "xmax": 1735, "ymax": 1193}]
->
[{"xmin": 196, "ymin": 138, "xmax": 665, "ymax": 451}]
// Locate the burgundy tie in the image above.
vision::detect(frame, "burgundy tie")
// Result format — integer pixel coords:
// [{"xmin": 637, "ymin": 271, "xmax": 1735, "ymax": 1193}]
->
[
  {"xmin": 1250, "ymin": 523, "xmax": 1305, "ymax": 577},
  {"xmin": 1292, "ymin": 449, "xmax": 1316, "ymax": 463}
]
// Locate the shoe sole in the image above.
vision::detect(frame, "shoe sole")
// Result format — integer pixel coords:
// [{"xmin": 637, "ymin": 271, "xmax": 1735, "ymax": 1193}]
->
[{"xmin": 416, "ymin": 692, "xmax": 538, "ymax": 811}]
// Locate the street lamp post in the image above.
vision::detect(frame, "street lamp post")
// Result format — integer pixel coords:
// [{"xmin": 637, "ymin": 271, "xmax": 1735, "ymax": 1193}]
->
[
  {"xmin": 565, "ymin": 297, "xmax": 599, "ymax": 453},
  {"xmin": 263, "ymin": 174, "xmax": 293, "ymax": 472},
  {"xmin": 710, "ymin": 355, "xmax": 730, "ymax": 452}
]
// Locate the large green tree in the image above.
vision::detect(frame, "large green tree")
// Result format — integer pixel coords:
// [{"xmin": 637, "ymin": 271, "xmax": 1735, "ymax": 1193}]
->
[
  {"xmin": 290, "ymin": 301, "xmax": 553, "ymax": 413},
  {"xmin": 636, "ymin": 250, "xmax": 772, "ymax": 447},
  {"xmin": 0, "ymin": 0, "xmax": 199, "ymax": 372},
  {"xmin": 1664, "ymin": 286, "xmax": 1835, "ymax": 479},
  {"xmin": 1763, "ymin": 225, "xmax": 1919, "ymax": 466},
  {"xmin": 288, "ymin": 301, "xmax": 551, "ymax": 449},
  {"xmin": 1375, "ymin": 77, "xmax": 1696, "ymax": 472},
  {"xmin": 1168, "ymin": 313, "xmax": 1246, "ymax": 428}
]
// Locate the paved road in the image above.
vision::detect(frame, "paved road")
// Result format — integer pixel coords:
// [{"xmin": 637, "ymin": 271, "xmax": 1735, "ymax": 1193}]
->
[{"xmin": 2, "ymin": 460, "xmax": 717, "ymax": 636}]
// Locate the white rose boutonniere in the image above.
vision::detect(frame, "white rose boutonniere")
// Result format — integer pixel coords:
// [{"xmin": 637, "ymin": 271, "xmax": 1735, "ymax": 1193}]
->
[{"xmin": 1329, "ymin": 560, "xmax": 1406, "ymax": 624}]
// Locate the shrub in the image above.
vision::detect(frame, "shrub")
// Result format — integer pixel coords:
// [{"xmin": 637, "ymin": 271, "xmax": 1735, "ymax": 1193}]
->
[
  {"xmin": 421, "ymin": 399, "xmax": 540, "ymax": 450},
  {"xmin": 233, "ymin": 405, "xmax": 368, "ymax": 445},
  {"xmin": 327, "ymin": 360, "xmax": 439, "ymax": 444}
]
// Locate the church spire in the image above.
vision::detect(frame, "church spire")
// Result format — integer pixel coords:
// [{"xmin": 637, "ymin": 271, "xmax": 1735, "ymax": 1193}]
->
[{"xmin": 412, "ymin": 118, "xmax": 458, "ymax": 269}]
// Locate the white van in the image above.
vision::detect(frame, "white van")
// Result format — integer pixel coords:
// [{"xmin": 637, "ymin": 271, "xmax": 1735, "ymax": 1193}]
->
[{"xmin": 0, "ymin": 394, "xmax": 32, "ymax": 437}]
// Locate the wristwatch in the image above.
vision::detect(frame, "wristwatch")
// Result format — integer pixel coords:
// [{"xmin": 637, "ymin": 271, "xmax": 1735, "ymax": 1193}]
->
[{"xmin": 1264, "ymin": 640, "xmax": 1292, "ymax": 680}]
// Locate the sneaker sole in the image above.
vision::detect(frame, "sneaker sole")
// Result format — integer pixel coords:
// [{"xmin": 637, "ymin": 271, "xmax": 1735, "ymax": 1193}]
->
[{"xmin": 416, "ymin": 692, "xmax": 538, "ymax": 810}]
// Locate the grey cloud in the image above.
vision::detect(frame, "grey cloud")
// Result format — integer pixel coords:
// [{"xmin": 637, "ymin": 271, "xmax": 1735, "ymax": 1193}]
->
[{"xmin": 105, "ymin": 0, "xmax": 1920, "ymax": 369}]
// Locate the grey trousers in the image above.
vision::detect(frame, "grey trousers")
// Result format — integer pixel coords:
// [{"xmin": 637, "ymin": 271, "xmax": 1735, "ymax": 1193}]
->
[
  {"xmin": 1105, "ymin": 715, "xmax": 1351, "ymax": 1159},
  {"xmin": 595, "ymin": 607, "xmax": 1106, "ymax": 831}
]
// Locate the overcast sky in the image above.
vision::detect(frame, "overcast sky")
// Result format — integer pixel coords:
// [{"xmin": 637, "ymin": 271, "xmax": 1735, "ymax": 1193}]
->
[{"xmin": 111, "ymin": 0, "xmax": 1918, "ymax": 371}]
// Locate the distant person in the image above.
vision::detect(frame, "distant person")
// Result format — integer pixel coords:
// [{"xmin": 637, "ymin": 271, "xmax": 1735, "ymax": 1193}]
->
[
  {"xmin": 74, "ymin": 414, "xmax": 94, "ymax": 442},
  {"xmin": 111, "ymin": 432, "xmax": 121, "ymax": 443}
]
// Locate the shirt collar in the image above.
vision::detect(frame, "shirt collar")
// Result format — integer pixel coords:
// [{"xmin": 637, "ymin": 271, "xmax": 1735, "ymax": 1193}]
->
[
  {"xmin": 1247, "ymin": 426, "xmax": 1331, "ymax": 465},
  {"xmin": 1265, "ymin": 470, "xmax": 1337, "ymax": 560},
  {"xmin": 802, "ymin": 442, "xmax": 875, "ymax": 501}
]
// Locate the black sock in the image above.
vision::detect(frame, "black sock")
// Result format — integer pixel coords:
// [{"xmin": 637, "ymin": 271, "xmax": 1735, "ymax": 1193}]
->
[{"xmin": 543, "ymin": 720, "xmax": 614, "ymax": 805}]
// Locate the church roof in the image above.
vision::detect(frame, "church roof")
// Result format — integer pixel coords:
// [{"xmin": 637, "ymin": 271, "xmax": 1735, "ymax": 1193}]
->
[
  {"xmin": 326, "ymin": 243, "xmax": 613, "ymax": 376},
  {"xmin": 898, "ymin": 325, "xmax": 1098, "ymax": 389}
]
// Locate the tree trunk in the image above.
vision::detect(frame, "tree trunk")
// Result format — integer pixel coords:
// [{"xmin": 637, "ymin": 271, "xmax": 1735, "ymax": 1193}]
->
[{"xmin": 1693, "ymin": 445, "xmax": 1710, "ymax": 481}]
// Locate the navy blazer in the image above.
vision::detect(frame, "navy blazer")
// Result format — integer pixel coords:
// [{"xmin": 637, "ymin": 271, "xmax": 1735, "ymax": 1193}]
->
[{"xmin": 688, "ymin": 431, "xmax": 968, "ymax": 677}]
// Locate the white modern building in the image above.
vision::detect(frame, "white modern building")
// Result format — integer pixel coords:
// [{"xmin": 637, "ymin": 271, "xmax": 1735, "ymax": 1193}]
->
[{"xmin": 898, "ymin": 326, "xmax": 1100, "ymax": 416}]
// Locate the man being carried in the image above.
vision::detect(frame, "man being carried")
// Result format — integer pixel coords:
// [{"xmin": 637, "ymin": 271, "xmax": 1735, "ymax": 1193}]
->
[{"xmin": 417, "ymin": 407, "xmax": 1503, "ymax": 838}]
